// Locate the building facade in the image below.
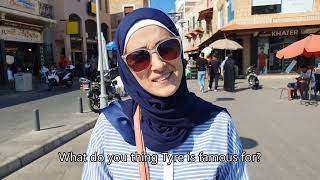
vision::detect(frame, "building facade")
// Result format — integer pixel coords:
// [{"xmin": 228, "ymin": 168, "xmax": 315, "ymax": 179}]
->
[
  {"xmin": 178, "ymin": 0, "xmax": 320, "ymax": 75},
  {"xmin": 51, "ymin": 0, "xmax": 111, "ymax": 66},
  {"xmin": 0, "ymin": 0, "xmax": 56, "ymax": 83},
  {"xmin": 109, "ymin": 0, "xmax": 149, "ymax": 39}
]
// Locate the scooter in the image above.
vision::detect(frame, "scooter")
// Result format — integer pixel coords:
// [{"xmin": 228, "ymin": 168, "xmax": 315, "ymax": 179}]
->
[
  {"xmin": 47, "ymin": 65, "xmax": 75, "ymax": 91},
  {"xmin": 79, "ymin": 67, "xmax": 124, "ymax": 113},
  {"xmin": 246, "ymin": 66, "xmax": 260, "ymax": 90}
]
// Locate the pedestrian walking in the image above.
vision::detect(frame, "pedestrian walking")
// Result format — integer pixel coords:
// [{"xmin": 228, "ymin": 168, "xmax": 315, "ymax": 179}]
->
[
  {"xmin": 207, "ymin": 51, "xmax": 221, "ymax": 91},
  {"xmin": 196, "ymin": 53, "xmax": 208, "ymax": 93},
  {"xmin": 82, "ymin": 8, "xmax": 248, "ymax": 180},
  {"xmin": 223, "ymin": 54, "xmax": 236, "ymax": 92},
  {"xmin": 7, "ymin": 65, "xmax": 14, "ymax": 90}
]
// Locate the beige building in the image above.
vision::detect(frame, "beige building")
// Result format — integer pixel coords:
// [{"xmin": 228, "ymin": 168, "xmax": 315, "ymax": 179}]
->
[
  {"xmin": 51, "ymin": 0, "xmax": 111, "ymax": 65},
  {"xmin": 178, "ymin": 0, "xmax": 320, "ymax": 75},
  {"xmin": 0, "ymin": 0, "xmax": 56, "ymax": 82},
  {"xmin": 109, "ymin": 0, "xmax": 149, "ymax": 39}
]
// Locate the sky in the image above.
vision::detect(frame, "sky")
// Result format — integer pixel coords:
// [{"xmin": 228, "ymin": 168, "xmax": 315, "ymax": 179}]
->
[{"xmin": 150, "ymin": 0, "xmax": 175, "ymax": 14}]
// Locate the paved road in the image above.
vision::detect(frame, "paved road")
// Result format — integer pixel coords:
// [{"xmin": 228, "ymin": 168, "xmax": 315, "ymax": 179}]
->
[
  {"xmin": 0, "ymin": 84, "xmax": 92, "ymax": 144},
  {"xmin": 5, "ymin": 78, "xmax": 320, "ymax": 180}
]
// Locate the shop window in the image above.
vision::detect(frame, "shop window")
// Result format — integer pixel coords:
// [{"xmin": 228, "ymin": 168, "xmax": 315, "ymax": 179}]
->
[{"xmin": 124, "ymin": 6, "xmax": 134, "ymax": 16}]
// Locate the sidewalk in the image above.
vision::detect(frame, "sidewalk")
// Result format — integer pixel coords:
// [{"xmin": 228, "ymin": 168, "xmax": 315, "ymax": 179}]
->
[
  {"xmin": 0, "ymin": 110, "xmax": 97, "ymax": 179},
  {"xmin": 5, "ymin": 130, "xmax": 93, "ymax": 180},
  {"xmin": 0, "ymin": 79, "xmax": 47, "ymax": 97}
]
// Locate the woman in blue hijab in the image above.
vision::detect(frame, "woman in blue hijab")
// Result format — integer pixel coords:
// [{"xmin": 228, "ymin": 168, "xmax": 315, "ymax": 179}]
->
[{"xmin": 82, "ymin": 8, "xmax": 249, "ymax": 180}]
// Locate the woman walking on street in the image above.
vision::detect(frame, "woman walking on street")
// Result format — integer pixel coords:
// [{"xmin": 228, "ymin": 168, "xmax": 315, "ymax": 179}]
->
[
  {"xmin": 82, "ymin": 8, "xmax": 249, "ymax": 180},
  {"xmin": 223, "ymin": 54, "xmax": 236, "ymax": 92}
]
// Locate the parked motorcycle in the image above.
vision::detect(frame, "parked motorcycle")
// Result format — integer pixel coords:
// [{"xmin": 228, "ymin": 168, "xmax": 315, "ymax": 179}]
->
[
  {"xmin": 246, "ymin": 66, "xmax": 260, "ymax": 90},
  {"xmin": 47, "ymin": 65, "xmax": 75, "ymax": 91},
  {"xmin": 79, "ymin": 67, "xmax": 123, "ymax": 113}
]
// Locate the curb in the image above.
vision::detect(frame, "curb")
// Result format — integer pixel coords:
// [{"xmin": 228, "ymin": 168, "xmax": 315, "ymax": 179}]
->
[{"xmin": 0, "ymin": 118, "xmax": 97, "ymax": 179}]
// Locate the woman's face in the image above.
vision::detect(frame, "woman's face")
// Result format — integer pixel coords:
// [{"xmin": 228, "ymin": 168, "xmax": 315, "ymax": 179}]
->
[{"xmin": 125, "ymin": 25, "xmax": 183, "ymax": 97}]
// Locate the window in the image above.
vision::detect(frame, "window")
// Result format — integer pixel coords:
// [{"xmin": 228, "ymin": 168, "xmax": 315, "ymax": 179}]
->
[
  {"xmin": 281, "ymin": 0, "xmax": 313, "ymax": 13},
  {"xmin": 198, "ymin": 20, "xmax": 202, "ymax": 28},
  {"xmin": 192, "ymin": 16, "xmax": 195, "ymax": 29},
  {"xmin": 251, "ymin": 0, "xmax": 281, "ymax": 15},
  {"xmin": 124, "ymin": 6, "xmax": 134, "ymax": 16},
  {"xmin": 105, "ymin": 0, "xmax": 109, "ymax": 13},
  {"xmin": 227, "ymin": 0, "xmax": 234, "ymax": 22},
  {"xmin": 218, "ymin": 8, "xmax": 224, "ymax": 28},
  {"xmin": 206, "ymin": 19, "xmax": 212, "ymax": 33},
  {"xmin": 252, "ymin": 4, "xmax": 281, "ymax": 14}
]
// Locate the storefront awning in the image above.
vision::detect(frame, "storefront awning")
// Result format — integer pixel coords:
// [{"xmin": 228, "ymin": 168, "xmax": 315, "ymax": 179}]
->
[
  {"xmin": 198, "ymin": 8, "xmax": 213, "ymax": 21},
  {"xmin": 221, "ymin": 20, "xmax": 320, "ymax": 32},
  {"xmin": 184, "ymin": 46, "xmax": 199, "ymax": 53}
]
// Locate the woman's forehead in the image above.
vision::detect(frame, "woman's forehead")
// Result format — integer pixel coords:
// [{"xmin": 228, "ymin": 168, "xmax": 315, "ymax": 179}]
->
[{"xmin": 125, "ymin": 25, "xmax": 172, "ymax": 51}]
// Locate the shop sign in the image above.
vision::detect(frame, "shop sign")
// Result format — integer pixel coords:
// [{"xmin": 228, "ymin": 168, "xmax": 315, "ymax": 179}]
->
[
  {"xmin": 87, "ymin": 2, "xmax": 96, "ymax": 16},
  {"xmin": 1, "ymin": 0, "xmax": 39, "ymax": 15},
  {"xmin": 272, "ymin": 30, "xmax": 299, "ymax": 36},
  {"xmin": 11, "ymin": 0, "xmax": 39, "ymax": 15},
  {"xmin": 0, "ymin": 26, "xmax": 42, "ymax": 43}
]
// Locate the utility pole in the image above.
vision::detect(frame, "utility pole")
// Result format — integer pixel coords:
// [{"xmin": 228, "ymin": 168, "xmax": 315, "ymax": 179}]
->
[{"xmin": 95, "ymin": 0, "xmax": 108, "ymax": 108}]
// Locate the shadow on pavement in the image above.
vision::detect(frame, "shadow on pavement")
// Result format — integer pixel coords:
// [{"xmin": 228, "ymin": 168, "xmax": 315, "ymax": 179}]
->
[
  {"xmin": 240, "ymin": 137, "xmax": 258, "ymax": 149},
  {"xmin": 41, "ymin": 125, "xmax": 65, "ymax": 131},
  {"xmin": 0, "ymin": 82, "xmax": 80, "ymax": 109},
  {"xmin": 216, "ymin": 97, "xmax": 235, "ymax": 101},
  {"xmin": 234, "ymin": 87, "xmax": 251, "ymax": 93}
]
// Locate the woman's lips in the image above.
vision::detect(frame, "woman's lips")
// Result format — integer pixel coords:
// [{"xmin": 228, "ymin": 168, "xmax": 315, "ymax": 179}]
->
[{"xmin": 152, "ymin": 72, "xmax": 173, "ymax": 82}]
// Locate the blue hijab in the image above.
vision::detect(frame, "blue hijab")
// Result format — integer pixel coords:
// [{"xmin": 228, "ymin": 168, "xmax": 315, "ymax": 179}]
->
[{"xmin": 108, "ymin": 8, "xmax": 225, "ymax": 152}]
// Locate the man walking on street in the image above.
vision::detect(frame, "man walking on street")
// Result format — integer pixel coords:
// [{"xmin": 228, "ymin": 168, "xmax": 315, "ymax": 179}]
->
[
  {"xmin": 196, "ymin": 53, "xmax": 208, "ymax": 93},
  {"xmin": 207, "ymin": 51, "xmax": 221, "ymax": 92}
]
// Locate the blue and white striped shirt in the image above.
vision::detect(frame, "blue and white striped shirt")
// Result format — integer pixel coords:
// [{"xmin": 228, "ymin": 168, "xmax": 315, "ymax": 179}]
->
[{"xmin": 82, "ymin": 110, "xmax": 249, "ymax": 180}]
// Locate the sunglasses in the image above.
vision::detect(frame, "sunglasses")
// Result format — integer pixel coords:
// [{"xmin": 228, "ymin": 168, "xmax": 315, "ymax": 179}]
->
[{"xmin": 122, "ymin": 37, "xmax": 182, "ymax": 72}]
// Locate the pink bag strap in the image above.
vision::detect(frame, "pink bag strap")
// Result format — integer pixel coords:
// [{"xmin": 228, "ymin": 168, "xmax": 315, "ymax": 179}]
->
[{"xmin": 133, "ymin": 105, "xmax": 150, "ymax": 180}]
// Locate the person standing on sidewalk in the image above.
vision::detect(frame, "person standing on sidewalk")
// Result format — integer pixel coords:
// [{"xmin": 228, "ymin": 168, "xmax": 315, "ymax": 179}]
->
[
  {"xmin": 7, "ymin": 65, "xmax": 15, "ymax": 90},
  {"xmin": 82, "ymin": 8, "xmax": 249, "ymax": 180},
  {"xmin": 207, "ymin": 51, "xmax": 221, "ymax": 91},
  {"xmin": 196, "ymin": 53, "xmax": 208, "ymax": 93}
]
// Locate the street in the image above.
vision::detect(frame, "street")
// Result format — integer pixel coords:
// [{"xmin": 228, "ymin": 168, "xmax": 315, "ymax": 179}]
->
[
  {"xmin": 4, "ymin": 78, "xmax": 320, "ymax": 180},
  {"xmin": 0, "ymin": 85, "xmax": 90, "ymax": 144}
]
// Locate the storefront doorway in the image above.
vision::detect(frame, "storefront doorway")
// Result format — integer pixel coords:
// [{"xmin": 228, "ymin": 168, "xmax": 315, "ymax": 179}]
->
[{"xmin": 4, "ymin": 41, "xmax": 39, "ymax": 75}]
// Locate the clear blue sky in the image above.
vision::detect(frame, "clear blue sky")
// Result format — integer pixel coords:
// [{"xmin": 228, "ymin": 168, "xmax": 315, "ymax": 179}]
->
[{"xmin": 150, "ymin": 0, "xmax": 175, "ymax": 14}]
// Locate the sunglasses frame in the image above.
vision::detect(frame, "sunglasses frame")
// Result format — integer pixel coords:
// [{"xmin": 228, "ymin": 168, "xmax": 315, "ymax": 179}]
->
[{"xmin": 122, "ymin": 36, "xmax": 182, "ymax": 72}]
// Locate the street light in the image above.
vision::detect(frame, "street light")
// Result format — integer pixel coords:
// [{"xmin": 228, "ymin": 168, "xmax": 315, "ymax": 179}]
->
[{"xmin": 95, "ymin": 0, "xmax": 108, "ymax": 108}]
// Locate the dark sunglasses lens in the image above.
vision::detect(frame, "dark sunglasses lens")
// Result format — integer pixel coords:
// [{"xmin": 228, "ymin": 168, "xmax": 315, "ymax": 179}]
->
[
  {"xmin": 126, "ymin": 50, "xmax": 150, "ymax": 72},
  {"xmin": 157, "ymin": 39, "xmax": 181, "ymax": 61}
]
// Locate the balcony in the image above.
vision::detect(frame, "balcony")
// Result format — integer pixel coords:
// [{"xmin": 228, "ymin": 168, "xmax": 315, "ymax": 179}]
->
[{"xmin": 39, "ymin": 2, "xmax": 54, "ymax": 19}]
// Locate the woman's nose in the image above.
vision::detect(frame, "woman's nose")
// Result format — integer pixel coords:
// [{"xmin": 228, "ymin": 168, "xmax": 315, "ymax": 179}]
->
[{"xmin": 150, "ymin": 52, "xmax": 166, "ymax": 72}]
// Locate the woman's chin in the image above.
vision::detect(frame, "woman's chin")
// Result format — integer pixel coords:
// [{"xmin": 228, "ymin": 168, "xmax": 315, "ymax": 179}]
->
[{"xmin": 149, "ymin": 84, "xmax": 179, "ymax": 97}]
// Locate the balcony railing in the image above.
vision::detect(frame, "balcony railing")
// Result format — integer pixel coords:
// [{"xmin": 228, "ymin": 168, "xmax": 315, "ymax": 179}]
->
[{"xmin": 39, "ymin": 2, "xmax": 54, "ymax": 19}]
